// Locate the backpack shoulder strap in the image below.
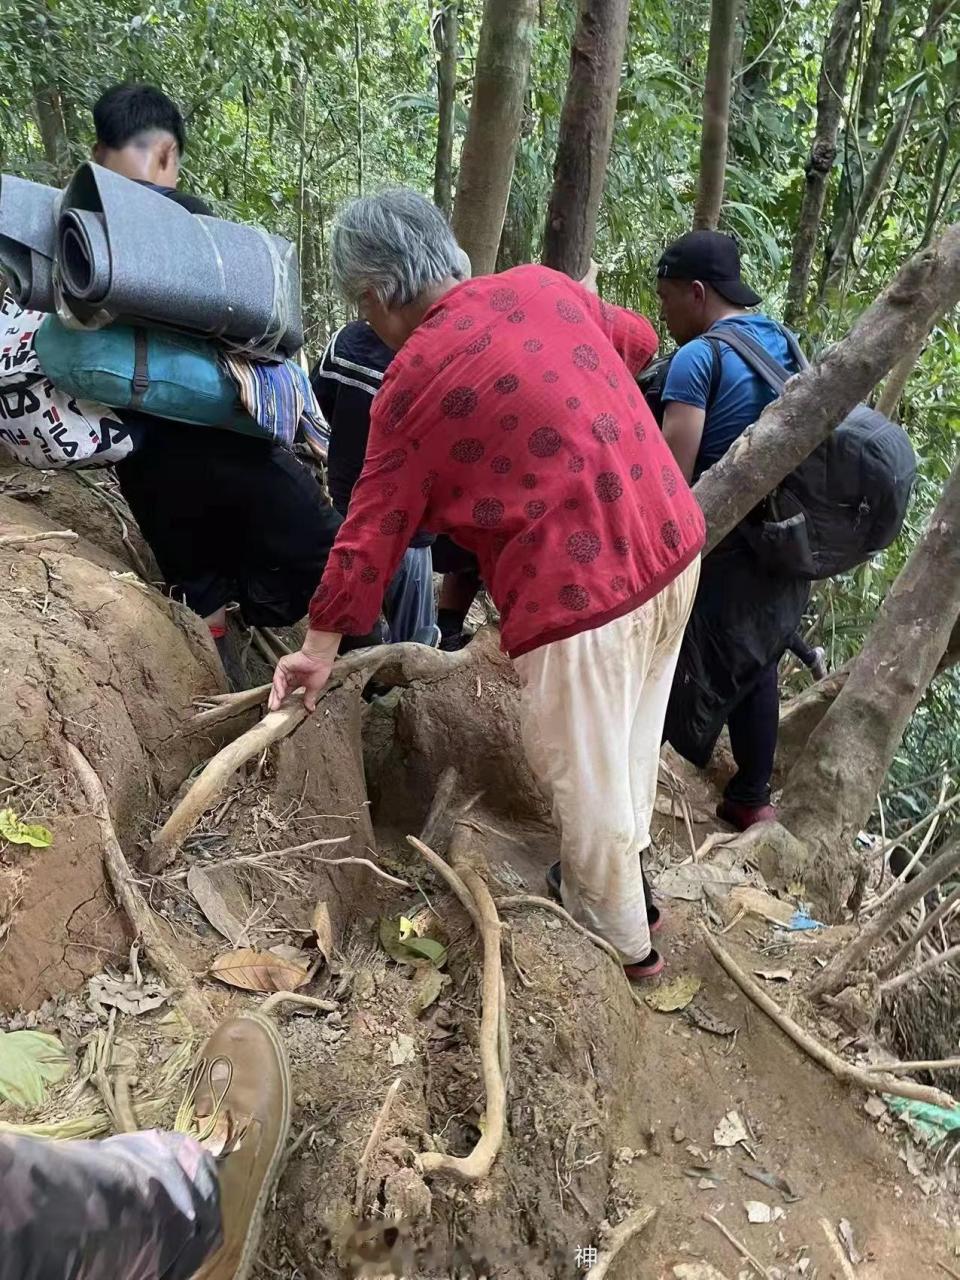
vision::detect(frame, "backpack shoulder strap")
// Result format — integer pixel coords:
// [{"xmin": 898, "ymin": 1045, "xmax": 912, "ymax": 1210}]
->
[
  {"xmin": 775, "ymin": 323, "xmax": 810, "ymax": 372},
  {"xmin": 706, "ymin": 338, "xmax": 723, "ymax": 411},
  {"xmin": 705, "ymin": 325, "xmax": 791, "ymax": 394}
]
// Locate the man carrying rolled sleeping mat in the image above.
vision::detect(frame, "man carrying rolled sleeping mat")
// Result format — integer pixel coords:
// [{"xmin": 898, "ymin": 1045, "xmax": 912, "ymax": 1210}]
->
[{"xmin": 85, "ymin": 84, "xmax": 345, "ymax": 668}]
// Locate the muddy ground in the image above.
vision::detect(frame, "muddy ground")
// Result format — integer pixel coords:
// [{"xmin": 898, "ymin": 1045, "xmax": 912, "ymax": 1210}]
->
[{"xmin": 0, "ymin": 467, "xmax": 958, "ymax": 1279}]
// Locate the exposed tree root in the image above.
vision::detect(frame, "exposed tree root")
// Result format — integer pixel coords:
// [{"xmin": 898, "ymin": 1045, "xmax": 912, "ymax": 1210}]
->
[
  {"xmin": 185, "ymin": 641, "xmax": 475, "ymax": 733},
  {"xmin": 147, "ymin": 703, "xmax": 309, "ymax": 871},
  {"xmin": 702, "ymin": 1211, "xmax": 770, "ymax": 1279},
  {"xmin": 879, "ymin": 883, "xmax": 960, "ymax": 978},
  {"xmin": 407, "ymin": 834, "xmax": 481, "ymax": 932},
  {"xmin": 809, "ymin": 836, "xmax": 960, "ymax": 999},
  {"xmin": 0, "ymin": 528, "xmax": 78, "ymax": 548},
  {"xmin": 418, "ymin": 765, "xmax": 460, "ymax": 849},
  {"xmin": 260, "ymin": 992, "xmax": 339, "ymax": 1017},
  {"xmin": 586, "ymin": 1205, "xmax": 658, "ymax": 1278},
  {"xmin": 65, "ymin": 743, "xmax": 216, "ymax": 1036},
  {"xmin": 702, "ymin": 927, "xmax": 959, "ymax": 1110},
  {"xmin": 420, "ymin": 862, "xmax": 505, "ymax": 1182},
  {"xmin": 159, "ymin": 643, "xmax": 478, "ymax": 863},
  {"xmin": 496, "ymin": 894, "xmax": 646, "ymax": 1013},
  {"xmin": 354, "ymin": 1076, "xmax": 403, "ymax": 1216},
  {"xmin": 408, "ymin": 826, "xmax": 506, "ymax": 1183},
  {"xmin": 880, "ymin": 942, "xmax": 960, "ymax": 995},
  {"xmin": 865, "ymin": 1056, "xmax": 960, "ymax": 1076}
]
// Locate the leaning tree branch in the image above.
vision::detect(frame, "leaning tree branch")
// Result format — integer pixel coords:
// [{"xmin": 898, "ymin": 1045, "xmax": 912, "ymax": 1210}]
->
[
  {"xmin": 695, "ymin": 223, "xmax": 960, "ymax": 553},
  {"xmin": 66, "ymin": 743, "xmax": 216, "ymax": 1036},
  {"xmin": 809, "ymin": 836, "xmax": 960, "ymax": 999},
  {"xmin": 703, "ymin": 928, "xmax": 959, "ymax": 1110}
]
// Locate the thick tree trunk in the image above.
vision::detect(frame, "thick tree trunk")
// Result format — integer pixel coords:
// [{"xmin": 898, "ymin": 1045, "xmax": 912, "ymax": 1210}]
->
[
  {"xmin": 33, "ymin": 83, "xmax": 71, "ymax": 182},
  {"xmin": 775, "ymin": 665, "xmax": 851, "ymax": 771},
  {"xmin": 775, "ymin": 614, "xmax": 960, "ymax": 776},
  {"xmin": 783, "ymin": 0, "xmax": 860, "ymax": 329},
  {"xmin": 693, "ymin": 0, "xmax": 741, "ymax": 230},
  {"xmin": 779, "ymin": 462, "xmax": 960, "ymax": 916},
  {"xmin": 433, "ymin": 1, "xmax": 459, "ymax": 218},
  {"xmin": 859, "ymin": 0, "xmax": 897, "ymax": 130},
  {"xmin": 541, "ymin": 0, "xmax": 631, "ymax": 279},
  {"xmin": 451, "ymin": 0, "xmax": 537, "ymax": 274},
  {"xmin": 694, "ymin": 224, "xmax": 960, "ymax": 554}
]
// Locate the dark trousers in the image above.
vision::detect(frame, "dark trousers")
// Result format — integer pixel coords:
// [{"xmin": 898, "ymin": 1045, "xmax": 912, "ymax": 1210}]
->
[
  {"xmin": 724, "ymin": 660, "xmax": 780, "ymax": 808},
  {"xmin": 786, "ymin": 630, "xmax": 817, "ymax": 668}
]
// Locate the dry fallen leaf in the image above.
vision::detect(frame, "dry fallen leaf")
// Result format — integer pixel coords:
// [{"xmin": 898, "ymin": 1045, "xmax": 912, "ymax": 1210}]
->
[
  {"xmin": 686, "ymin": 1002, "xmax": 735, "ymax": 1036},
  {"xmin": 312, "ymin": 899, "xmax": 335, "ymax": 967},
  {"xmin": 411, "ymin": 967, "xmax": 446, "ymax": 1015},
  {"xmin": 88, "ymin": 973, "xmax": 170, "ymax": 1018},
  {"xmin": 645, "ymin": 973, "xmax": 701, "ymax": 1012},
  {"xmin": 389, "ymin": 1033, "xmax": 416, "ymax": 1066},
  {"xmin": 210, "ymin": 947, "xmax": 310, "ymax": 993},
  {"xmin": 838, "ymin": 1218, "xmax": 863, "ymax": 1265},
  {"xmin": 714, "ymin": 1110, "xmax": 749, "ymax": 1148},
  {"xmin": 186, "ymin": 865, "xmax": 249, "ymax": 947},
  {"xmin": 753, "ymin": 967, "xmax": 794, "ymax": 983},
  {"xmin": 744, "ymin": 1200, "xmax": 783, "ymax": 1224}
]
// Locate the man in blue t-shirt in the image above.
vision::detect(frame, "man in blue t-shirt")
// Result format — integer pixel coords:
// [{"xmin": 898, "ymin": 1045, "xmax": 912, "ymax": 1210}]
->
[{"xmin": 654, "ymin": 230, "xmax": 810, "ymax": 830}]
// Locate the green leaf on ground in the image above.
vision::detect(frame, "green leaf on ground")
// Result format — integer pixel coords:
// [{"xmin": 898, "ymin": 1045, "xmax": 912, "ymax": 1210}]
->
[
  {"xmin": 0, "ymin": 1030, "xmax": 71, "ymax": 1106},
  {"xmin": 379, "ymin": 916, "xmax": 447, "ymax": 968},
  {"xmin": 0, "ymin": 809, "xmax": 53, "ymax": 848}
]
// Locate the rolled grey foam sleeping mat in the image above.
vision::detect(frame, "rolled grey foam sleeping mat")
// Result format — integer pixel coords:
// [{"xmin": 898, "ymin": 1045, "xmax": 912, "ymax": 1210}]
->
[
  {"xmin": 58, "ymin": 163, "xmax": 303, "ymax": 355},
  {"xmin": 0, "ymin": 175, "xmax": 60, "ymax": 312}
]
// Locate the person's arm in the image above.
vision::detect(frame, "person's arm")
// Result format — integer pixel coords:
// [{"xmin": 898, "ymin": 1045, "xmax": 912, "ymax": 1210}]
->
[
  {"xmin": 660, "ymin": 339, "xmax": 714, "ymax": 483},
  {"xmin": 661, "ymin": 401, "xmax": 706, "ymax": 485},
  {"xmin": 567, "ymin": 272, "xmax": 659, "ymax": 377},
  {"xmin": 269, "ymin": 388, "xmax": 431, "ymax": 710},
  {"xmin": 309, "ymin": 334, "xmax": 339, "ymax": 426}
]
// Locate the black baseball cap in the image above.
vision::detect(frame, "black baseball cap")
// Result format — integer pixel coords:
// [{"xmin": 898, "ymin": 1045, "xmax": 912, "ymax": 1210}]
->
[{"xmin": 657, "ymin": 230, "xmax": 761, "ymax": 307}]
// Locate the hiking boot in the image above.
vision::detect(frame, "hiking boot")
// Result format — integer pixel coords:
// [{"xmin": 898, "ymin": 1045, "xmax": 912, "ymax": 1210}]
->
[
  {"xmin": 545, "ymin": 861, "xmax": 662, "ymax": 934},
  {"xmin": 716, "ymin": 798, "xmax": 777, "ymax": 832},
  {"xmin": 623, "ymin": 949, "xmax": 665, "ymax": 982},
  {"xmin": 176, "ymin": 1013, "xmax": 291, "ymax": 1280}
]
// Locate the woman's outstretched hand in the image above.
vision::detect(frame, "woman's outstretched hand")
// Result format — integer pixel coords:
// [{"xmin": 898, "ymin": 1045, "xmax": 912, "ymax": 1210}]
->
[{"xmin": 268, "ymin": 630, "xmax": 341, "ymax": 712}]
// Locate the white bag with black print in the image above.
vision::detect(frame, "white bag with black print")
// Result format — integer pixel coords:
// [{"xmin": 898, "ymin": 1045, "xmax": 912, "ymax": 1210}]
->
[{"xmin": 0, "ymin": 291, "xmax": 140, "ymax": 469}]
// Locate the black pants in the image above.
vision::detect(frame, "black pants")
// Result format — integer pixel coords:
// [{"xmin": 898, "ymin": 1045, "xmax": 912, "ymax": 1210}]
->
[
  {"xmin": 724, "ymin": 660, "xmax": 780, "ymax": 807},
  {"xmin": 117, "ymin": 420, "xmax": 341, "ymax": 625},
  {"xmin": 786, "ymin": 630, "xmax": 817, "ymax": 668}
]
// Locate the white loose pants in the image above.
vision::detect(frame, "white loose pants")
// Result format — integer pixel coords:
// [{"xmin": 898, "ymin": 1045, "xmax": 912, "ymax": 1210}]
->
[{"xmin": 514, "ymin": 559, "xmax": 700, "ymax": 961}]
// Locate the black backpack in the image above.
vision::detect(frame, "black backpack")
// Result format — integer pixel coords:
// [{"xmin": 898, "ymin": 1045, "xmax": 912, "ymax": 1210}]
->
[{"xmin": 639, "ymin": 325, "xmax": 917, "ymax": 581}]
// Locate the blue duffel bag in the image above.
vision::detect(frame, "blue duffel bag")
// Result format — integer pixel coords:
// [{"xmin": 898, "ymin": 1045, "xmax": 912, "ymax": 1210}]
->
[{"xmin": 34, "ymin": 314, "xmax": 263, "ymax": 436}]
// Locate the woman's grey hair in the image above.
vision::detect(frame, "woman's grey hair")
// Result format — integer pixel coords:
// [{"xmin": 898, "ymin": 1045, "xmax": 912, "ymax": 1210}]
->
[{"xmin": 331, "ymin": 188, "xmax": 470, "ymax": 308}]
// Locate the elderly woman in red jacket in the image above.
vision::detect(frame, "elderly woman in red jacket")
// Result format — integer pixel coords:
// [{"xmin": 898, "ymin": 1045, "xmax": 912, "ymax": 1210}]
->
[{"xmin": 271, "ymin": 189, "xmax": 704, "ymax": 978}]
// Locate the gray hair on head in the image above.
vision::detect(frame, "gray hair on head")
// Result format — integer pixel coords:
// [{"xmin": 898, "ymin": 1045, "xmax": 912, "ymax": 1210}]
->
[{"xmin": 331, "ymin": 188, "xmax": 469, "ymax": 308}]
